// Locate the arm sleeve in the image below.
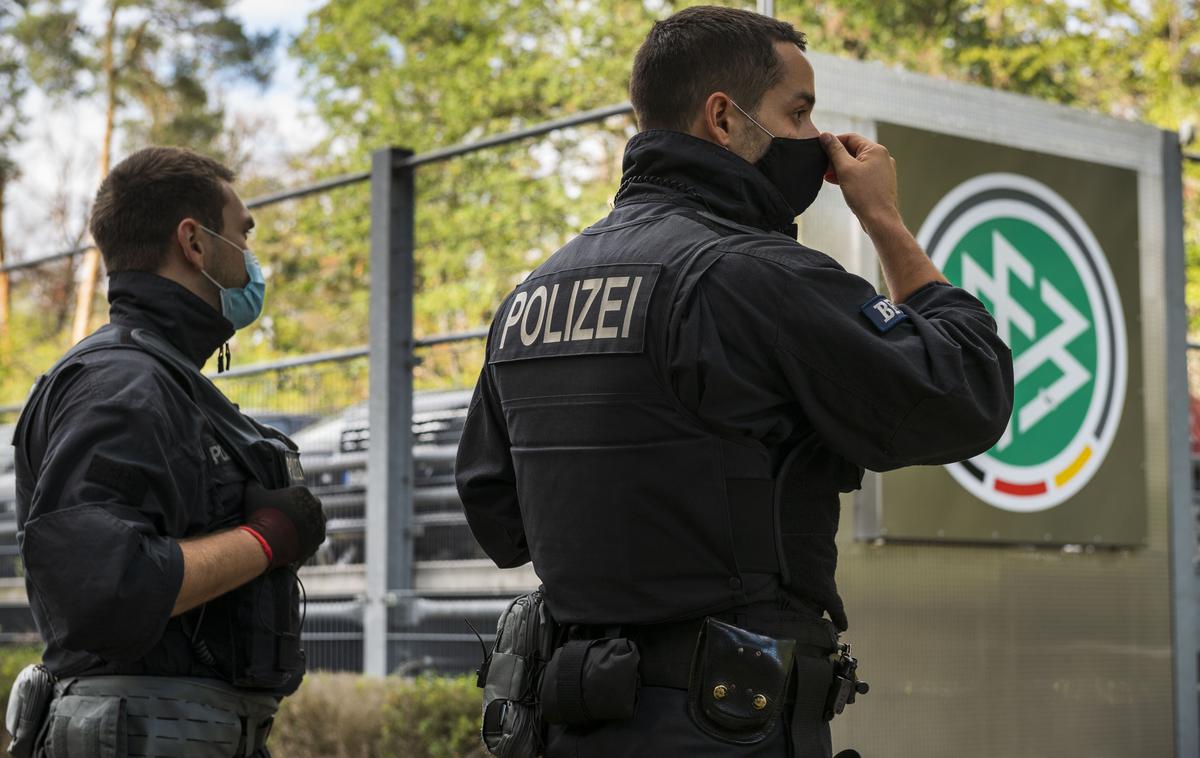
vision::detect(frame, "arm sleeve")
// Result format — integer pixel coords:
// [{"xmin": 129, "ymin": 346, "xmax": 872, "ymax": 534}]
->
[
  {"xmin": 19, "ymin": 368, "xmax": 190, "ymax": 663},
  {"xmin": 773, "ymin": 256, "xmax": 1014, "ymax": 471},
  {"xmin": 455, "ymin": 354, "xmax": 530, "ymax": 569}
]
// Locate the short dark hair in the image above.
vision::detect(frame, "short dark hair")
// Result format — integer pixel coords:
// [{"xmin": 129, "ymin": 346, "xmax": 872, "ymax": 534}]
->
[
  {"xmin": 629, "ymin": 6, "xmax": 807, "ymax": 132},
  {"xmin": 89, "ymin": 146, "xmax": 235, "ymax": 273}
]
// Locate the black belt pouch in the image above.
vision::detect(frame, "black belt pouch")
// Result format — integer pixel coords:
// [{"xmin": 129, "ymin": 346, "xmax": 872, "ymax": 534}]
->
[
  {"xmin": 231, "ymin": 569, "xmax": 304, "ymax": 692},
  {"xmin": 41, "ymin": 694, "xmax": 127, "ymax": 758},
  {"xmin": 540, "ymin": 638, "xmax": 641, "ymax": 726},
  {"xmin": 687, "ymin": 617, "xmax": 796, "ymax": 745}
]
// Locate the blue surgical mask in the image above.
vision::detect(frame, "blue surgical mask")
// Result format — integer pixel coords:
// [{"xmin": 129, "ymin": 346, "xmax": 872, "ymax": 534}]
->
[{"xmin": 198, "ymin": 225, "xmax": 266, "ymax": 330}]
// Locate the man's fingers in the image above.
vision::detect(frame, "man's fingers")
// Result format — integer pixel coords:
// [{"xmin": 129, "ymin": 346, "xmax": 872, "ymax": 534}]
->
[
  {"xmin": 836, "ymin": 132, "xmax": 875, "ymax": 157},
  {"xmin": 820, "ymin": 132, "xmax": 855, "ymax": 171},
  {"xmin": 823, "ymin": 167, "xmax": 840, "ymax": 185}
]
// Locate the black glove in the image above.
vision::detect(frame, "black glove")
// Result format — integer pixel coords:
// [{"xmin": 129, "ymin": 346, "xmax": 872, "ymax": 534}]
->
[{"xmin": 241, "ymin": 480, "xmax": 327, "ymax": 570}]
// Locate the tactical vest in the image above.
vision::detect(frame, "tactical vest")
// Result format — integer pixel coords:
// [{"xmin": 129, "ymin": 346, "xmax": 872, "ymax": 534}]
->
[
  {"xmin": 19, "ymin": 324, "xmax": 307, "ymax": 693},
  {"xmin": 487, "ymin": 207, "xmax": 854, "ymax": 630}
]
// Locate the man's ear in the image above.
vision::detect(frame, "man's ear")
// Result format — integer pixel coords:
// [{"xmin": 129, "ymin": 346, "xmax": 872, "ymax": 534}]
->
[
  {"xmin": 175, "ymin": 218, "xmax": 204, "ymax": 271},
  {"xmin": 699, "ymin": 92, "xmax": 735, "ymax": 148}
]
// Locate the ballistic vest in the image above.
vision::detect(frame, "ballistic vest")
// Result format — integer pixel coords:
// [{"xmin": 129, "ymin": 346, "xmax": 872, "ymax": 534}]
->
[
  {"xmin": 20, "ymin": 324, "xmax": 308, "ymax": 692},
  {"xmin": 486, "ymin": 204, "xmax": 853, "ymax": 630}
]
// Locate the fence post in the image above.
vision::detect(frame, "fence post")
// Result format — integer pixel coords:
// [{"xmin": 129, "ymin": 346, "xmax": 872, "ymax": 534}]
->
[{"xmin": 365, "ymin": 147, "xmax": 415, "ymax": 677}]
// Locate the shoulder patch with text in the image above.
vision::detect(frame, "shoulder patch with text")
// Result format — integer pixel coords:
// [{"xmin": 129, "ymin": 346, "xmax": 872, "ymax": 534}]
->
[
  {"xmin": 490, "ymin": 263, "xmax": 661, "ymax": 363},
  {"xmin": 860, "ymin": 295, "xmax": 908, "ymax": 333}
]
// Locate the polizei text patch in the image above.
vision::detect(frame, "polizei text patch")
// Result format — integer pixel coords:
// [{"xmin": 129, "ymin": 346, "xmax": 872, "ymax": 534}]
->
[{"xmin": 489, "ymin": 263, "xmax": 661, "ymax": 363}]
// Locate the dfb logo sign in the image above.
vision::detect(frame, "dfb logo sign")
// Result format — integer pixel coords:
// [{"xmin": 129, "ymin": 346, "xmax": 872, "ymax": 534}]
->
[{"xmin": 918, "ymin": 174, "xmax": 1127, "ymax": 513}]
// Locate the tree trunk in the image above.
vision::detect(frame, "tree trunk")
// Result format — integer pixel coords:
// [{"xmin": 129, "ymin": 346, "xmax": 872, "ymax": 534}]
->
[
  {"xmin": 0, "ymin": 172, "xmax": 9, "ymax": 346},
  {"xmin": 70, "ymin": 1, "xmax": 119, "ymax": 344}
]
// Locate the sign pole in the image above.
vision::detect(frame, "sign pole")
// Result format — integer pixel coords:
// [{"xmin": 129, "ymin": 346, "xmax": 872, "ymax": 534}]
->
[{"xmin": 1163, "ymin": 128, "xmax": 1198, "ymax": 758}]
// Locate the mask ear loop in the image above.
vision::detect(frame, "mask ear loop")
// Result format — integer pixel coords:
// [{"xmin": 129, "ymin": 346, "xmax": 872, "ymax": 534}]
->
[
  {"xmin": 195, "ymin": 231, "xmax": 233, "ymax": 360},
  {"xmin": 728, "ymin": 98, "xmax": 776, "ymax": 139}
]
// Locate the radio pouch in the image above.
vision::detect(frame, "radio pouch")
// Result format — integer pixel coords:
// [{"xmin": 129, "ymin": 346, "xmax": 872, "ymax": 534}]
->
[
  {"xmin": 478, "ymin": 588, "xmax": 557, "ymax": 758},
  {"xmin": 6, "ymin": 664, "xmax": 56, "ymax": 758}
]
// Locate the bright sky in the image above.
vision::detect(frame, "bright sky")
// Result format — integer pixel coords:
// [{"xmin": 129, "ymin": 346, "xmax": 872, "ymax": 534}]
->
[{"xmin": 5, "ymin": 0, "xmax": 327, "ymax": 262}]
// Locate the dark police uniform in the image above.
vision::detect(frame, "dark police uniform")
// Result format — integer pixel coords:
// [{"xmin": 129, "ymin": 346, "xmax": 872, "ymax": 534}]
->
[
  {"xmin": 456, "ymin": 129, "xmax": 1014, "ymax": 757},
  {"xmin": 12, "ymin": 271, "xmax": 307, "ymax": 757}
]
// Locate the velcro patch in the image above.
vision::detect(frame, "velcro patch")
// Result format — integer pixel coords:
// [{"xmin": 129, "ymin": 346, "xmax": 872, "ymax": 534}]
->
[
  {"xmin": 859, "ymin": 295, "xmax": 908, "ymax": 333},
  {"xmin": 85, "ymin": 453, "xmax": 148, "ymax": 505},
  {"xmin": 490, "ymin": 263, "xmax": 661, "ymax": 363}
]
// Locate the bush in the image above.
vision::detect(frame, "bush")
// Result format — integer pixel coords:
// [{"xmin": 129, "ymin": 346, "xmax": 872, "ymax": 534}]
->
[
  {"xmin": 377, "ymin": 675, "xmax": 487, "ymax": 758},
  {"xmin": 271, "ymin": 672, "xmax": 486, "ymax": 758},
  {"xmin": 271, "ymin": 673, "xmax": 391, "ymax": 758}
]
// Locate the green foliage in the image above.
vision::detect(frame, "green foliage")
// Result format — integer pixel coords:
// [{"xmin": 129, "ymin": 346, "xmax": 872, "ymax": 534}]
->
[
  {"xmin": 113, "ymin": 5, "xmax": 277, "ymax": 153},
  {"xmin": 0, "ymin": 646, "xmax": 45, "ymax": 745},
  {"xmin": 14, "ymin": 0, "xmax": 275, "ymax": 167},
  {"xmin": 0, "ymin": 0, "xmax": 278, "ymax": 407},
  {"xmin": 0, "ymin": 2, "xmax": 27, "ymax": 177},
  {"xmin": 295, "ymin": 0, "xmax": 651, "ymax": 152},
  {"xmin": 0, "ymin": 261, "xmax": 81, "ymax": 407},
  {"xmin": 268, "ymin": 672, "xmax": 485, "ymax": 758},
  {"xmin": 11, "ymin": 1, "xmax": 86, "ymax": 96},
  {"xmin": 271, "ymin": 672, "xmax": 392, "ymax": 758},
  {"xmin": 240, "ymin": 184, "xmax": 372, "ymax": 357},
  {"xmin": 376, "ymin": 675, "xmax": 487, "ymax": 758},
  {"xmin": 286, "ymin": 0, "xmax": 674, "ymax": 389}
]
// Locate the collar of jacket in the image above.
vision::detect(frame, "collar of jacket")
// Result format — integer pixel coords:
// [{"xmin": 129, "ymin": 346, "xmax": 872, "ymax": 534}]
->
[
  {"xmin": 107, "ymin": 270, "xmax": 235, "ymax": 369},
  {"xmin": 614, "ymin": 129, "xmax": 799, "ymax": 236}
]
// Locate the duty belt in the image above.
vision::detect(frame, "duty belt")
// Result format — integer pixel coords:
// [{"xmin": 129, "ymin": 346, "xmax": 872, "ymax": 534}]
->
[
  {"xmin": 566, "ymin": 610, "xmax": 839, "ymax": 689},
  {"xmin": 42, "ymin": 675, "xmax": 279, "ymax": 758}
]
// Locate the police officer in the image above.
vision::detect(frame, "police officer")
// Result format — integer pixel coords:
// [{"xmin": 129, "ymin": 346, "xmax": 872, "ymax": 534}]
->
[
  {"xmin": 10, "ymin": 147, "xmax": 326, "ymax": 757},
  {"xmin": 457, "ymin": 6, "xmax": 1014, "ymax": 758}
]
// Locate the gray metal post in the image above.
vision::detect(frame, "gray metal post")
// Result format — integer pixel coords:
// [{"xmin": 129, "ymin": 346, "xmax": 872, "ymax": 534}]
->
[
  {"xmin": 757, "ymin": 0, "xmax": 775, "ymax": 17},
  {"xmin": 1164, "ymin": 129, "xmax": 1198, "ymax": 758},
  {"xmin": 365, "ymin": 147, "xmax": 416, "ymax": 677}
]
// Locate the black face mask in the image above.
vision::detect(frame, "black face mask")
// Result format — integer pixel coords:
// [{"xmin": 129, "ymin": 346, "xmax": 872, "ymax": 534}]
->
[{"xmin": 732, "ymin": 100, "xmax": 829, "ymax": 217}]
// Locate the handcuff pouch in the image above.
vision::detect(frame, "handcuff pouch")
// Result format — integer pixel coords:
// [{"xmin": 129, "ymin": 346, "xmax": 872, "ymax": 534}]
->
[{"xmin": 687, "ymin": 617, "xmax": 795, "ymax": 745}]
